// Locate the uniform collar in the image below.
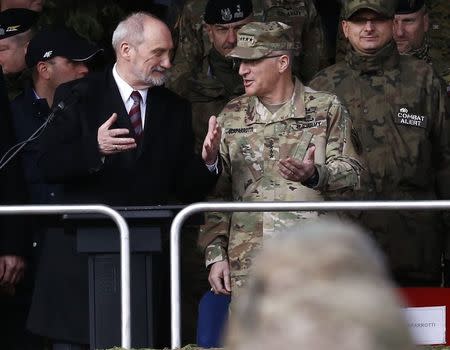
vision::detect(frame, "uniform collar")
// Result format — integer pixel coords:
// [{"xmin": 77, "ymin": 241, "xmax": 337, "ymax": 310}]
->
[
  {"xmin": 245, "ymin": 77, "xmax": 306, "ymax": 125},
  {"xmin": 345, "ymin": 41, "xmax": 399, "ymax": 74}
]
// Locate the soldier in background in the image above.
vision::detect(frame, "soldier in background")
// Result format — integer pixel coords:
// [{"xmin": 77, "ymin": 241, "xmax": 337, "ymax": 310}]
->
[
  {"xmin": 226, "ymin": 219, "xmax": 415, "ymax": 350},
  {"xmin": 427, "ymin": 0, "xmax": 450, "ymax": 91},
  {"xmin": 199, "ymin": 21, "xmax": 362, "ymax": 298},
  {"xmin": 172, "ymin": 0, "xmax": 326, "ymax": 83},
  {"xmin": 394, "ymin": 0, "xmax": 450, "ymax": 92},
  {"xmin": 310, "ymin": 0, "xmax": 450, "ymax": 287},
  {"xmin": 394, "ymin": 0, "xmax": 430, "ymax": 60},
  {"xmin": 169, "ymin": 0, "xmax": 252, "ymax": 154}
]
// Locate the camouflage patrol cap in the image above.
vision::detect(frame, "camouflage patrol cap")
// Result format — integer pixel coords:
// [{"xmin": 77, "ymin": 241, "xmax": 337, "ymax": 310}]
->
[
  {"xmin": 343, "ymin": 0, "xmax": 397, "ymax": 20},
  {"xmin": 227, "ymin": 21, "xmax": 294, "ymax": 60},
  {"xmin": 0, "ymin": 8, "xmax": 38, "ymax": 40},
  {"xmin": 396, "ymin": 0, "xmax": 425, "ymax": 14},
  {"xmin": 204, "ymin": 0, "xmax": 253, "ymax": 24}
]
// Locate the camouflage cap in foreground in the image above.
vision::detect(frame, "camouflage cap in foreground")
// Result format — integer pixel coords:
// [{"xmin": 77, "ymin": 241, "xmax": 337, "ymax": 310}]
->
[
  {"xmin": 343, "ymin": 0, "xmax": 397, "ymax": 20},
  {"xmin": 227, "ymin": 21, "xmax": 294, "ymax": 60}
]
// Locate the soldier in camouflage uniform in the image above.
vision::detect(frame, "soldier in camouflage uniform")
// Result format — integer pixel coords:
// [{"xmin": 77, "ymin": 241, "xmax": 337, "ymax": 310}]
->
[
  {"xmin": 169, "ymin": 0, "xmax": 253, "ymax": 342},
  {"xmin": 394, "ymin": 0, "xmax": 450, "ymax": 92},
  {"xmin": 427, "ymin": 0, "xmax": 450, "ymax": 91},
  {"xmin": 310, "ymin": 0, "xmax": 450, "ymax": 286},
  {"xmin": 169, "ymin": 0, "xmax": 252, "ymax": 154},
  {"xmin": 199, "ymin": 21, "xmax": 362, "ymax": 296},
  {"xmin": 172, "ymin": 0, "xmax": 326, "ymax": 83}
]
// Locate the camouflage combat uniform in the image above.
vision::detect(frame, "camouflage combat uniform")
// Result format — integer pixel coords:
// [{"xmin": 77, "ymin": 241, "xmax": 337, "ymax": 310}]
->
[
  {"xmin": 310, "ymin": 41, "xmax": 450, "ymax": 284},
  {"xmin": 428, "ymin": 0, "xmax": 450, "ymax": 86},
  {"xmin": 173, "ymin": 0, "xmax": 326, "ymax": 82},
  {"xmin": 199, "ymin": 77, "xmax": 362, "ymax": 290}
]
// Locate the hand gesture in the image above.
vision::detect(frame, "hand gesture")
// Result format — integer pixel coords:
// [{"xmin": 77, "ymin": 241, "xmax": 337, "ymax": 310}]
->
[
  {"xmin": 279, "ymin": 145, "xmax": 316, "ymax": 182},
  {"xmin": 98, "ymin": 113, "xmax": 137, "ymax": 155},
  {"xmin": 202, "ymin": 116, "xmax": 222, "ymax": 165}
]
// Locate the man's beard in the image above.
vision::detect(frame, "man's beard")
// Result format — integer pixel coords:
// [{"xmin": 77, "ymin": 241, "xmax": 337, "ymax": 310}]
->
[
  {"xmin": 136, "ymin": 66, "xmax": 169, "ymax": 87},
  {"xmin": 147, "ymin": 70, "xmax": 168, "ymax": 86}
]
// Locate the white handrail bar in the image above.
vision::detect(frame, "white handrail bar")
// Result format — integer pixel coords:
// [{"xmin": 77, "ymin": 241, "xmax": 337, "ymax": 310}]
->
[
  {"xmin": 0, "ymin": 204, "xmax": 131, "ymax": 349},
  {"xmin": 170, "ymin": 200, "xmax": 450, "ymax": 349}
]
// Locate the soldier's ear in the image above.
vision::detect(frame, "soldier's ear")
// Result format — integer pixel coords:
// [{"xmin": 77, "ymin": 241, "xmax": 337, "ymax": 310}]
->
[
  {"xmin": 278, "ymin": 54, "xmax": 290, "ymax": 74},
  {"xmin": 204, "ymin": 24, "xmax": 214, "ymax": 44},
  {"xmin": 342, "ymin": 20, "xmax": 350, "ymax": 39},
  {"xmin": 423, "ymin": 13, "xmax": 429, "ymax": 33}
]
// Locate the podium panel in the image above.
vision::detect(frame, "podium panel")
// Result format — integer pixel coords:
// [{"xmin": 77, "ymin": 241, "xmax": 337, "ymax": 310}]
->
[{"xmin": 64, "ymin": 206, "xmax": 188, "ymax": 349}]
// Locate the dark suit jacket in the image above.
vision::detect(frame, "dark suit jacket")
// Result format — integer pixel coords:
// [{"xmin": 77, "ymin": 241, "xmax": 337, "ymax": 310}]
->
[
  {"xmin": 27, "ymin": 68, "xmax": 220, "ymax": 344},
  {"xmin": 0, "ymin": 68, "xmax": 28, "ymax": 257}
]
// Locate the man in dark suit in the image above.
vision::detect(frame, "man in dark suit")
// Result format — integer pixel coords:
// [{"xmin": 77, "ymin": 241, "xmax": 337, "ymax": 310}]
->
[{"xmin": 27, "ymin": 12, "xmax": 221, "ymax": 350}]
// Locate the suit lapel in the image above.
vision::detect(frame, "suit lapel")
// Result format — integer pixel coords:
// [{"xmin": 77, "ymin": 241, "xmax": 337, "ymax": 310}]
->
[
  {"xmin": 102, "ymin": 70, "xmax": 138, "ymax": 162},
  {"xmin": 138, "ymin": 86, "xmax": 168, "ymax": 158}
]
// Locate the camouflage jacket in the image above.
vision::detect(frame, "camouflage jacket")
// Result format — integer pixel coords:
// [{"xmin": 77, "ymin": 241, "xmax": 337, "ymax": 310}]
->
[
  {"xmin": 199, "ymin": 77, "xmax": 362, "ymax": 289},
  {"xmin": 168, "ymin": 48, "xmax": 244, "ymax": 153},
  {"xmin": 428, "ymin": 0, "xmax": 450, "ymax": 86},
  {"xmin": 172, "ymin": 0, "xmax": 327, "ymax": 83},
  {"xmin": 310, "ymin": 42, "xmax": 450, "ymax": 284}
]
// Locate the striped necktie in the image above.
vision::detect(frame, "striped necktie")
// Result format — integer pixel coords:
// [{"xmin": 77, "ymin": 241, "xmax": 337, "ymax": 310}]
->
[{"xmin": 129, "ymin": 91, "xmax": 143, "ymax": 139}]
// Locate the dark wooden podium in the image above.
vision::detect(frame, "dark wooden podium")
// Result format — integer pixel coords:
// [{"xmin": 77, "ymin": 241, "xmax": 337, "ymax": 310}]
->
[{"xmin": 63, "ymin": 205, "xmax": 186, "ymax": 350}]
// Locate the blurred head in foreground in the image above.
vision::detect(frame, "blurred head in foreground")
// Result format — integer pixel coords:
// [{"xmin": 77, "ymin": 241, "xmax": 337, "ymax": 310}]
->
[{"xmin": 226, "ymin": 219, "xmax": 415, "ymax": 350}]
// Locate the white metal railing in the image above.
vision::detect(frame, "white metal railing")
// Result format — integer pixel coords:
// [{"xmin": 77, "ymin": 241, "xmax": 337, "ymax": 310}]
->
[
  {"xmin": 0, "ymin": 205, "xmax": 131, "ymax": 349},
  {"xmin": 170, "ymin": 200, "xmax": 450, "ymax": 349}
]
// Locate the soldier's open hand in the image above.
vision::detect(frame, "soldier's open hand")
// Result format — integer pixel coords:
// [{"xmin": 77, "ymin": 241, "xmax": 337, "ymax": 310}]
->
[{"xmin": 279, "ymin": 145, "xmax": 316, "ymax": 182}]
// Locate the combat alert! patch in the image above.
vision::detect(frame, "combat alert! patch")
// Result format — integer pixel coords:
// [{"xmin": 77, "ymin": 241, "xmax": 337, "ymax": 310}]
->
[{"xmin": 394, "ymin": 107, "xmax": 428, "ymax": 129}]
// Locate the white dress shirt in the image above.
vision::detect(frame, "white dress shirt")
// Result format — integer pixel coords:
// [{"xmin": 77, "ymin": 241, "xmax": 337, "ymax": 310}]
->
[{"xmin": 112, "ymin": 64, "xmax": 148, "ymax": 129}]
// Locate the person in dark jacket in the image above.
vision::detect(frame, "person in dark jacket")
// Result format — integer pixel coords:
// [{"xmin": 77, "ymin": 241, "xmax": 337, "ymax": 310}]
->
[{"xmin": 27, "ymin": 12, "xmax": 221, "ymax": 349}]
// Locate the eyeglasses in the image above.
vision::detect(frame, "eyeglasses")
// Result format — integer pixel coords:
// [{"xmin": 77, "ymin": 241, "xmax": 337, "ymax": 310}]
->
[{"xmin": 348, "ymin": 16, "xmax": 391, "ymax": 24}]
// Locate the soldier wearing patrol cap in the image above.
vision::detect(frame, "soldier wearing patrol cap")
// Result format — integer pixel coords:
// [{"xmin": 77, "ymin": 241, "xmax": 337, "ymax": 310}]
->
[
  {"xmin": 199, "ymin": 21, "xmax": 362, "ymax": 298},
  {"xmin": 168, "ymin": 0, "xmax": 252, "ymax": 342},
  {"xmin": 310, "ymin": 0, "xmax": 450, "ymax": 286}
]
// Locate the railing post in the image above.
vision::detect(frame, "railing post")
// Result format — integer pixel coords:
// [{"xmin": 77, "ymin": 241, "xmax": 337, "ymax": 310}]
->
[
  {"xmin": 170, "ymin": 200, "xmax": 450, "ymax": 349},
  {"xmin": 0, "ymin": 205, "xmax": 131, "ymax": 349}
]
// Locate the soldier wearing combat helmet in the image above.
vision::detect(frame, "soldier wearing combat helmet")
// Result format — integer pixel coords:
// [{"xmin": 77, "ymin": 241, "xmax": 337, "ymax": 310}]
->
[
  {"xmin": 310, "ymin": 0, "xmax": 450, "ymax": 286},
  {"xmin": 199, "ymin": 21, "xmax": 362, "ymax": 297}
]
